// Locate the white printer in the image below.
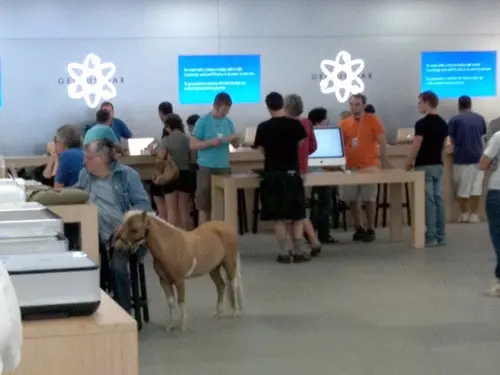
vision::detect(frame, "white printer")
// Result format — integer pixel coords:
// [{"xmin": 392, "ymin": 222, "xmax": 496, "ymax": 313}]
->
[
  {"xmin": 0, "ymin": 202, "xmax": 63, "ymax": 240},
  {"xmin": 0, "ymin": 202, "xmax": 101, "ymax": 319},
  {"xmin": 1, "ymin": 252, "xmax": 100, "ymax": 318},
  {"xmin": 0, "ymin": 202, "xmax": 67, "ymax": 254}
]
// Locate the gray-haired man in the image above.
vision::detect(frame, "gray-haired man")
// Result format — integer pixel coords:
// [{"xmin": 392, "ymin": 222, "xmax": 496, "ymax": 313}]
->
[{"xmin": 75, "ymin": 139, "xmax": 151, "ymax": 312}]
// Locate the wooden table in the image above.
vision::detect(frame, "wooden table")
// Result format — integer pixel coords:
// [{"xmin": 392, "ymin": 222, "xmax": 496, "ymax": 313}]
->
[
  {"xmin": 212, "ymin": 170, "xmax": 426, "ymax": 248},
  {"xmin": 8, "ymin": 144, "xmax": 473, "ymax": 223},
  {"xmin": 5, "ymin": 155, "xmax": 156, "ymax": 180},
  {"xmin": 7, "ymin": 292, "xmax": 138, "ymax": 375},
  {"xmin": 48, "ymin": 204, "xmax": 99, "ymax": 264}
]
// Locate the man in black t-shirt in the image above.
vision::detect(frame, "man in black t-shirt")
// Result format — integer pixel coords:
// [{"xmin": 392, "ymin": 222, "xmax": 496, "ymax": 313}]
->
[
  {"xmin": 253, "ymin": 92, "xmax": 310, "ymax": 263},
  {"xmin": 405, "ymin": 91, "xmax": 448, "ymax": 246}
]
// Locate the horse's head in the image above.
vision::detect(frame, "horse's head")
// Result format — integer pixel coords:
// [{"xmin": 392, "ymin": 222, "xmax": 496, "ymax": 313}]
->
[{"xmin": 114, "ymin": 210, "xmax": 150, "ymax": 255}]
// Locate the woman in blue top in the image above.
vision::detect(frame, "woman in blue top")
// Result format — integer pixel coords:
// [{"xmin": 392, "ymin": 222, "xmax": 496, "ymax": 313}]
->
[
  {"xmin": 52, "ymin": 125, "xmax": 85, "ymax": 188},
  {"xmin": 190, "ymin": 93, "xmax": 240, "ymax": 224}
]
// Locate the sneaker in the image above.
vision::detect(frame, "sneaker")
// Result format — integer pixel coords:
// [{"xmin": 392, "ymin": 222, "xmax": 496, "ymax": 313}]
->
[
  {"xmin": 353, "ymin": 227, "xmax": 366, "ymax": 241},
  {"xmin": 485, "ymin": 281, "xmax": 500, "ymax": 297},
  {"xmin": 425, "ymin": 239, "xmax": 438, "ymax": 247},
  {"xmin": 311, "ymin": 245, "xmax": 322, "ymax": 257},
  {"xmin": 276, "ymin": 254, "xmax": 293, "ymax": 264},
  {"xmin": 293, "ymin": 253, "xmax": 312, "ymax": 263},
  {"xmin": 362, "ymin": 229, "xmax": 376, "ymax": 243},
  {"xmin": 458, "ymin": 212, "xmax": 470, "ymax": 223},
  {"xmin": 469, "ymin": 214, "xmax": 480, "ymax": 223},
  {"xmin": 319, "ymin": 234, "xmax": 338, "ymax": 244},
  {"xmin": 437, "ymin": 238, "xmax": 447, "ymax": 246}
]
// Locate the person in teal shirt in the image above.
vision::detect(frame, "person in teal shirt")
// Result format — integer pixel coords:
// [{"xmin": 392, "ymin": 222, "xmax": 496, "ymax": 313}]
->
[
  {"xmin": 83, "ymin": 110, "xmax": 125, "ymax": 155},
  {"xmin": 190, "ymin": 92, "xmax": 240, "ymax": 223}
]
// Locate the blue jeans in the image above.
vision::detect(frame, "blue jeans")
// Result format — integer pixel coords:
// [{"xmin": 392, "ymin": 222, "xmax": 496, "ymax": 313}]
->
[
  {"xmin": 415, "ymin": 165, "xmax": 446, "ymax": 242},
  {"xmin": 110, "ymin": 246, "xmax": 147, "ymax": 312},
  {"xmin": 485, "ymin": 190, "xmax": 500, "ymax": 279}
]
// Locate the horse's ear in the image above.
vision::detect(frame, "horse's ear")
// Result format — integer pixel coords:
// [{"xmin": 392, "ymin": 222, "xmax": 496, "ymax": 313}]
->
[{"xmin": 141, "ymin": 211, "xmax": 148, "ymax": 223}]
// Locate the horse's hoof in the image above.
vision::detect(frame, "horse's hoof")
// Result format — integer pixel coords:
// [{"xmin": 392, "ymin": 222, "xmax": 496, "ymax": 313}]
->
[
  {"xmin": 232, "ymin": 310, "xmax": 241, "ymax": 319},
  {"xmin": 212, "ymin": 304, "xmax": 223, "ymax": 319},
  {"xmin": 165, "ymin": 325, "xmax": 175, "ymax": 332},
  {"xmin": 180, "ymin": 325, "xmax": 187, "ymax": 332}
]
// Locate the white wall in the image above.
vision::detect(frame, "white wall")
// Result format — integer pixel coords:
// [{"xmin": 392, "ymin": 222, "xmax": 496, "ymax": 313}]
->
[{"xmin": 0, "ymin": 0, "xmax": 499, "ymax": 155}]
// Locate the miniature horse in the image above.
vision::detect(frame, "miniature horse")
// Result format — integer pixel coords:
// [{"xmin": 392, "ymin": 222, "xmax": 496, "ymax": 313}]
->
[{"xmin": 114, "ymin": 210, "xmax": 243, "ymax": 331}]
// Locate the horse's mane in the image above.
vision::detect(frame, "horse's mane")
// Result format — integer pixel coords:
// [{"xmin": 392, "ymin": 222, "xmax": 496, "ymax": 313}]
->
[{"xmin": 124, "ymin": 210, "xmax": 180, "ymax": 232}]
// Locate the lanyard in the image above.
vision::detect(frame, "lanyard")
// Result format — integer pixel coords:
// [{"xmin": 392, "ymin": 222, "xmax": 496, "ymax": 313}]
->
[
  {"xmin": 212, "ymin": 115, "xmax": 224, "ymax": 135},
  {"xmin": 355, "ymin": 117, "xmax": 363, "ymax": 139}
]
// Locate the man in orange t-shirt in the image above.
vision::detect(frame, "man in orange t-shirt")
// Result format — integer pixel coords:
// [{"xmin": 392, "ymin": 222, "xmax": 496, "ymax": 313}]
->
[{"xmin": 340, "ymin": 94, "xmax": 391, "ymax": 242}]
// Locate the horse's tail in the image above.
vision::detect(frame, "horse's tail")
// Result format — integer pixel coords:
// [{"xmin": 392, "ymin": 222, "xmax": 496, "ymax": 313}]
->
[{"xmin": 226, "ymin": 252, "xmax": 244, "ymax": 313}]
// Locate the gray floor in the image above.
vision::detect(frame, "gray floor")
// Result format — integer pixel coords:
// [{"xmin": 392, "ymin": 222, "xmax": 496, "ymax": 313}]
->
[{"xmin": 138, "ymin": 223, "xmax": 500, "ymax": 375}]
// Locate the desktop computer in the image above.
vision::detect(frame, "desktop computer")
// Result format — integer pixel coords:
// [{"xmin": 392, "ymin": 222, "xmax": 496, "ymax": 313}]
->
[{"xmin": 308, "ymin": 127, "xmax": 346, "ymax": 168}]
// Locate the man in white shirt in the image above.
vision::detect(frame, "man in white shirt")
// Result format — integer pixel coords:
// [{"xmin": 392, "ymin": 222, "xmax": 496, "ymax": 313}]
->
[{"xmin": 479, "ymin": 131, "xmax": 500, "ymax": 297}]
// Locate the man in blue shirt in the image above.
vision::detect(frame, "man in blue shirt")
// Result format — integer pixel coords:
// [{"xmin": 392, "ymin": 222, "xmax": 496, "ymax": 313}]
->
[
  {"xmin": 76, "ymin": 138, "xmax": 151, "ymax": 312},
  {"xmin": 100, "ymin": 102, "xmax": 133, "ymax": 141},
  {"xmin": 84, "ymin": 102, "xmax": 132, "ymax": 141},
  {"xmin": 53, "ymin": 125, "xmax": 84, "ymax": 188},
  {"xmin": 190, "ymin": 92, "xmax": 240, "ymax": 223},
  {"xmin": 448, "ymin": 96, "xmax": 487, "ymax": 223}
]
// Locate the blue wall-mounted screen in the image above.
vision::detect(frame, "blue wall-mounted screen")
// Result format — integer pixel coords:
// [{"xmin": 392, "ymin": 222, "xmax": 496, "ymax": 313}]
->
[
  {"xmin": 421, "ymin": 51, "xmax": 497, "ymax": 98},
  {"xmin": 0, "ymin": 58, "xmax": 2, "ymax": 107},
  {"xmin": 178, "ymin": 54, "xmax": 261, "ymax": 105}
]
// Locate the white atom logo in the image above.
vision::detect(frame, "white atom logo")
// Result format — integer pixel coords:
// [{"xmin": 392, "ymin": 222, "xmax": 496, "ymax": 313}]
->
[
  {"xmin": 319, "ymin": 51, "xmax": 365, "ymax": 103},
  {"xmin": 67, "ymin": 53, "xmax": 117, "ymax": 109}
]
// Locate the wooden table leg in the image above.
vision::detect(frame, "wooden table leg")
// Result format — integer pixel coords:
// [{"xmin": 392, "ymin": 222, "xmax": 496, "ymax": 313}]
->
[
  {"xmin": 81, "ymin": 205, "xmax": 99, "ymax": 265},
  {"xmin": 411, "ymin": 173, "xmax": 426, "ymax": 248},
  {"xmin": 223, "ymin": 179, "xmax": 238, "ymax": 232},
  {"xmin": 388, "ymin": 182, "xmax": 403, "ymax": 243}
]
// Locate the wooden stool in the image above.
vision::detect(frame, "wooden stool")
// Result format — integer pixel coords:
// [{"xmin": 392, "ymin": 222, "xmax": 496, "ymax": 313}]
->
[
  {"xmin": 334, "ymin": 201, "xmax": 349, "ymax": 232},
  {"xmin": 129, "ymin": 253, "xmax": 150, "ymax": 331},
  {"xmin": 375, "ymin": 183, "xmax": 412, "ymax": 228},
  {"xmin": 330, "ymin": 187, "xmax": 348, "ymax": 232}
]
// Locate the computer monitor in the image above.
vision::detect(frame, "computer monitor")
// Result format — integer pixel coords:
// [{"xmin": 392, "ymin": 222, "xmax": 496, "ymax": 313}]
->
[
  {"xmin": 127, "ymin": 137, "xmax": 155, "ymax": 156},
  {"xmin": 308, "ymin": 127, "xmax": 345, "ymax": 167}
]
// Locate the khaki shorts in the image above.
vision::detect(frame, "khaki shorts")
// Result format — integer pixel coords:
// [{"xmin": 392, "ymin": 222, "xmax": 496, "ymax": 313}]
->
[
  {"xmin": 195, "ymin": 167, "xmax": 231, "ymax": 211},
  {"xmin": 339, "ymin": 167, "xmax": 378, "ymax": 202},
  {"xmin": 453, "ymin": 164, "xmax": 484, "ymax": 198},
  {"xmin": 339, "ymin": 184, "xmax": 378, "ymax": 202}
]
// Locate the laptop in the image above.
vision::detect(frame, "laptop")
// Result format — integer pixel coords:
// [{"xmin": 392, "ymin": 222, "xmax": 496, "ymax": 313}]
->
[
  {"xmin": 243, "ymin": 127, "xmax": 257, "ymax": 147},
  {"xmin": 396, "ymin": 128, "xmax": 414, "ymax": 144},
  {"xmin": 126, "ymin": 137, "xmax": 156, "ymax": 156}
]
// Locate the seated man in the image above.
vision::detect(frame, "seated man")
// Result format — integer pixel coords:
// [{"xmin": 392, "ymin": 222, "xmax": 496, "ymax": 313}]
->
[
  {"xmin": 51, "ymin": 125, "xmax": 85, "ymax": 249},
  {"xmin": 101, "ymin": 101, "xmax": 133, "ymax": 141},
  {"xmin": 84, "ymin": 109, "xmax": 125, "ymax": 154},
  {"xmin": 75, "ymin": 139, "xmax": 151, "ymax": 312},
  {"xmin": 52, "ymin": 125, "xmax": 84, "ymax": 189}
]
